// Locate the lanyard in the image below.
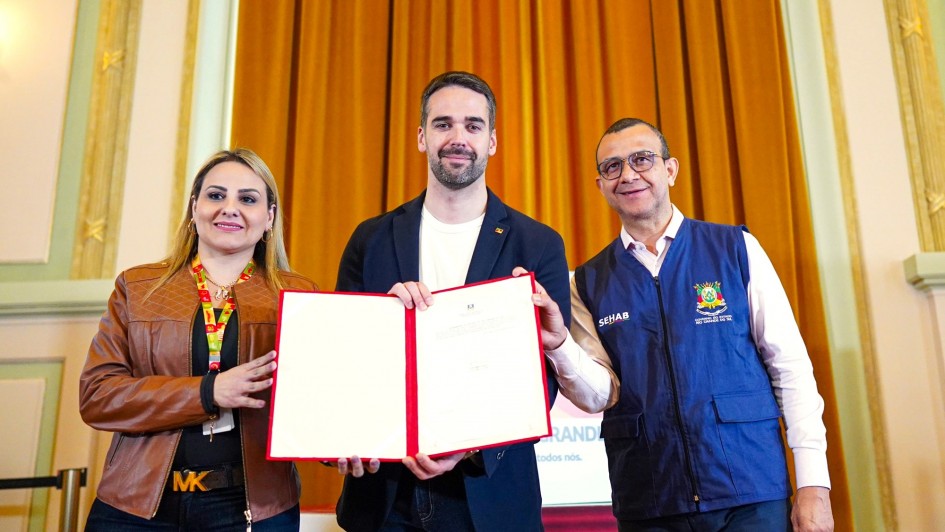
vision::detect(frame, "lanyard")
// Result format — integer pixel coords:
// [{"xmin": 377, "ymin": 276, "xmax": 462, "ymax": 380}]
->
[{"xmin": 191, "ymin": 256, "xmax": 255, "ymax": 372}]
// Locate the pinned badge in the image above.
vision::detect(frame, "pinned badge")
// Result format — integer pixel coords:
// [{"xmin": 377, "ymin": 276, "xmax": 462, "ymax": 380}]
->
[{"xmin": 494, "ymin": 228, "xmax": 504, "ymax": 234}]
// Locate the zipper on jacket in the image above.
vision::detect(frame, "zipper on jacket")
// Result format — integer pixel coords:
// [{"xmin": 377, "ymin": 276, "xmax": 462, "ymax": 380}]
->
[
  {"xmin": 654, "ymin": 277, "xmax": 701, "ymax": 509},
  {"xmin": 234, "ymin": 292, "xmax": 253, "ymax": 530}
]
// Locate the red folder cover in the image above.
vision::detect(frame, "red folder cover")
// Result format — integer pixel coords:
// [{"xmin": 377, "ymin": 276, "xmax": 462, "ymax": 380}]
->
[{"xmin": 267, "ymin": 273, "xmax": 551, "ymax": 461}]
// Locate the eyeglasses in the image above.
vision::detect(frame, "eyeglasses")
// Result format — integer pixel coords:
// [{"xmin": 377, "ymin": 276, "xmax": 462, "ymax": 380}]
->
[{"xmin": 597, "ymin": 151, "xmax": 665, "ymax": 180}]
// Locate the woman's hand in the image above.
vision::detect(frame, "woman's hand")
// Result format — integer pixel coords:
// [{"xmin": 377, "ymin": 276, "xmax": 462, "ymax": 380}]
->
[{"xmin": 213, "ymin": 350, "xmax": 277, "ymax": 409}]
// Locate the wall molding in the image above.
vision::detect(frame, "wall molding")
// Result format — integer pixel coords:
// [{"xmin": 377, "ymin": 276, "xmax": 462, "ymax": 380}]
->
[
  {"xmin": 884, "ymin": 0, "xmax": 945, "ymax": 251},
  {"xmin": 70, "ymin": 0, "xmax": 142, "ymax": 279},
  {"xmin": 905, "ymin": 252, "xmax": 945, "ymax": 290},
  {"xmin": 818, "ymin": 1, "xmax": 897, "ymax": 528},
  {"xmin": 0, "ymin": 280, "xmax": 113, "ymax": 316},
  {"xmin": 169, "ymin": 0, "xmax": 201, "ymax": 246}
]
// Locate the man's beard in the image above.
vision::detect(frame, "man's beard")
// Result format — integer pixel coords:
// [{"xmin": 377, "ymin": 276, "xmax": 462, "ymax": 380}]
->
[{"xmin": 428, "ymin": 147, "xmax": 488, "ymax": 191}]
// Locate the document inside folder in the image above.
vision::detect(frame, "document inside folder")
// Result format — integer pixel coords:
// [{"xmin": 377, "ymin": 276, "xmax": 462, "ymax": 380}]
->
[{"xmin": 268, "ymin": 274, "xmax": 550, "ymax": 461}]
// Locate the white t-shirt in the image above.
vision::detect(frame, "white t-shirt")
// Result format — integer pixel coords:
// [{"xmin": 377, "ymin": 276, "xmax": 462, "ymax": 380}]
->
[{"xmin": 419, "ymin": 205, "xmax": 484, "ymax": 291}]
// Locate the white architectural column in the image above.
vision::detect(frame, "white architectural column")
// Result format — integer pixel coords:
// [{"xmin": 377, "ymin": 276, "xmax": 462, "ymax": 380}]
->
[{"xmin": 904, "ymin": 253, "xmax": 945, "ymax": 413}]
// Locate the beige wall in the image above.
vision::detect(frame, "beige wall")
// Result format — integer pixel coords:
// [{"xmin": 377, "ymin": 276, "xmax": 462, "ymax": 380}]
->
[
  {"xmin": 783, "ymin": 0, "xmax": 945, "ymax": 527},
  {"xmin": 829, "ymin": 0, "xmax": 945, "ymax": 528},
  {"xmin": 0, "ymin": 0, "xmax": 189, "ymax": 530},
  {"xmin": 0, "ymin": 312, "xmax": 105, "ymax": 531},
  {"xmin": 0, "ymin": 0, "xmax": 77, "ymax": 264},
  {"xmin": 2, "ymin": 0, "xmax": 945, "ymax": 530},
  {"xmin": 115, "ymin": 0, "xmax": 188, "ymax": 271}
]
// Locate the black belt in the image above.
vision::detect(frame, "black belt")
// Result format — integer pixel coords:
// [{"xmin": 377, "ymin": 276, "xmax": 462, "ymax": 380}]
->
[{"xmin": 168, "ymin": 464, "xmax": 244, "ymax": 492}]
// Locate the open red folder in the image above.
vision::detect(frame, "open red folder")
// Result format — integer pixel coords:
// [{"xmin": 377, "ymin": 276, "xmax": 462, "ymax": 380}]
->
[{"xmin": 267, "ymin": 274, "xmax": 551, "ymax": 461}]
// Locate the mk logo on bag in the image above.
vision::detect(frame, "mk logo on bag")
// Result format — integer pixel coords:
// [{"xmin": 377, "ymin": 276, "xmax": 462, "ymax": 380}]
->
[{"xmin": 172, "ymin": 471, "xmax": 209, "ymax": 492}]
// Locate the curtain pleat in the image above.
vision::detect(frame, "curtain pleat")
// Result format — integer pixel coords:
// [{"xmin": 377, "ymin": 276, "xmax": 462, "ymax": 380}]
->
[
  {"xmin": 232, "ymin": 0, "xmax": 851, "ymax": 526},
  {"xmin": 678, "ymin": 0, "xmax": 739, "ymax": 221},
  {"xmin": 230, "ymin": 0, "xmax": 297, "ymax": 196},
  {"xmin": 649, "ymin": 2, "xmax": 696, "ymax": 221}
]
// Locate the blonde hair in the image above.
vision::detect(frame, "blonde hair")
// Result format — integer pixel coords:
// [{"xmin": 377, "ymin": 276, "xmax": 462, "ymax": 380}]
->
[{"xmin": 149, "ymin": 148, "xmax": 291, "ymax": 297}]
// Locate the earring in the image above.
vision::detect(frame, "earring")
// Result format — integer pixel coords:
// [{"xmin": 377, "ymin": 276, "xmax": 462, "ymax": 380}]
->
[
  {"xmin": 262, "ymin": 228, "xmax": 272, "ymax": 243},
  {"xmin": 189, "ymin": 219, "xmax": 196, "ymax": 235}
]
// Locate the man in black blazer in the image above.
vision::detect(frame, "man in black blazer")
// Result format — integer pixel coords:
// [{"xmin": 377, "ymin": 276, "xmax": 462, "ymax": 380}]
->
[{"xmin": 333, "ymin": 71, "xmax": 571, "ymax": 531}]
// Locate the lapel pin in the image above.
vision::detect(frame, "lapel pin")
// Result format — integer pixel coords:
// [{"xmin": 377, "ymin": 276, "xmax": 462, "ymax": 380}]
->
[{"xmin": 494, "ymin": 228, "xmax": 504, "ymax": 234}]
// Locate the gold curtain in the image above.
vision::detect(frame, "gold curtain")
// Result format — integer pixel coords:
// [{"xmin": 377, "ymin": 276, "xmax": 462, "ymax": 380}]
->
[{"xmin": 233, "ymin": 0, "xmax": 851, "ymax": 525}]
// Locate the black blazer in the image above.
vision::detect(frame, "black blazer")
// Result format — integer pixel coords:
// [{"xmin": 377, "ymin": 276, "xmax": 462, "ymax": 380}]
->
[{"xmin": 334, "ymin": 188, "xmax": 572, "ymax": 532}]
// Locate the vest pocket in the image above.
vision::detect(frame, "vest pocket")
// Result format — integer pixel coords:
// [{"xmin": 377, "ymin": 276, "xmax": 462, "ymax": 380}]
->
[
  {"xmin": 712, "ymin": 390, "xmax": 788, "ymax": 497},
  {"xmin": 713, "ymin": 390, "xmax": 781, "ymax": 422},
  {"xmin": 600, "ymin": 413, "xmax": 656, "ymax": 513},
  {"xmin": 600, "ymin": 412, "xmax": 644, "ymax": 439}
]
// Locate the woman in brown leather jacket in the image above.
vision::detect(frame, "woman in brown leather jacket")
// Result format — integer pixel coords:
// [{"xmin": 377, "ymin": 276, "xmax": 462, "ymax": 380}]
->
[{"xmin": 80, "ymin": 148, "xmax": 315, "ymax": 530}]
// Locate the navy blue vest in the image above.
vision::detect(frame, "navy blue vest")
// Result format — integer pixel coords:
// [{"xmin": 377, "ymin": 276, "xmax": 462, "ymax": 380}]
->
[{"xmin": 575, "ymin": 219, "xmax": 790, "ymax": 520}]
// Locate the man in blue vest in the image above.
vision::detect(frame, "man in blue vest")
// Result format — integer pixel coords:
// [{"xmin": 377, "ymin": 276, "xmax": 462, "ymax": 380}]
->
[{"xmin": 525, "ymin": 118, "xmax": 834, "ymax": 531}]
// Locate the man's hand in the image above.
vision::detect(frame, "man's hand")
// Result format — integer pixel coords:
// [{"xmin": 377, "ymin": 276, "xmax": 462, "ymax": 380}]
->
[
  {"xmin": 792, "ymin": 486, "xmax": 834, "ymax": 532},
  {"xmin": 213, "ymin": 350, "xmax": 277, "ymax": 409},
  {"xmin": 388, "ymin": 281, "xmax": 434, "ymax": 310},
  {"xmin": 337, "ymin": 456, "xmax": 380, "ymax": 477},
  {"xmin": 402, "ymin": 452, "xmax": 465, "ymax": 480},
  {"xmin": 512, "ymin": 267, "xmax": 567, "ymax": 350}
]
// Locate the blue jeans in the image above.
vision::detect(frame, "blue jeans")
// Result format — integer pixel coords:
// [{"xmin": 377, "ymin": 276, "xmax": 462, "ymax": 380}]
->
[
  {"xmin": 380, "ymin": 473, "xmax": 476, "ymax": 532},
  {"xmin": 85, "ymin": 490, "xmax": 300, "ymax": 531},
  {"xmin": 617, "ymin": 499, "xmax": 791, "ymax": 532}
]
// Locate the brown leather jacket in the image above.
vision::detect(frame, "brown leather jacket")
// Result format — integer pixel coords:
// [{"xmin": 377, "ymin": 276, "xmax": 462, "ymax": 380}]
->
[{"xmin": 79, "ymin": 262, "xmax": 316, "ymax": 521}]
